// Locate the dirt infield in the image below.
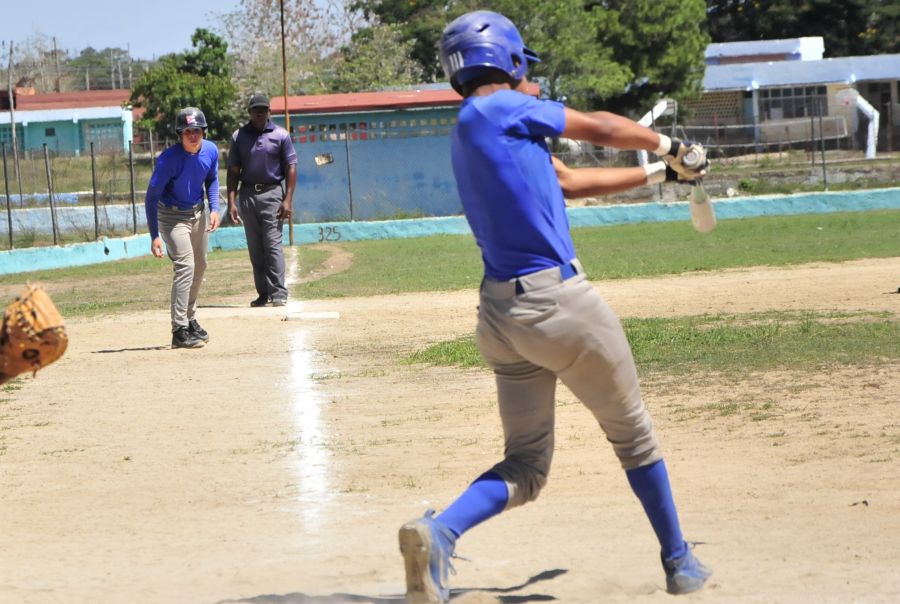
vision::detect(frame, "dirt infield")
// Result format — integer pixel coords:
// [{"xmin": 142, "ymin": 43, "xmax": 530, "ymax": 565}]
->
[{"xmin": 1, "ymin": 257, "xmax": 898, "ymax": 604}]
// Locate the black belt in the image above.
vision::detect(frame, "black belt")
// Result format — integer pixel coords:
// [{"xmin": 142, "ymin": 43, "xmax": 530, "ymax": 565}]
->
[
  {"xmin": 242, "ymin": 182, "xmax": 282, "ymax": 192},
  {"xmin": 514, "ymin": 262, "xmax": 580, "ymax": 295},
  {"xmin": 159, "ymin": 201, "xmax": 204, "ymax": 212}
]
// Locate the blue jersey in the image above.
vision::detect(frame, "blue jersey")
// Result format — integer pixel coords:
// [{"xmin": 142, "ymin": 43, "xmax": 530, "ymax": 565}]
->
[
  {"xmin": 144, "ymin": 139, "xmax": 220, "ymax": 238},
  {"xmin": 451, "ymin": 90, "xmax": 573, "ymax": 281}
]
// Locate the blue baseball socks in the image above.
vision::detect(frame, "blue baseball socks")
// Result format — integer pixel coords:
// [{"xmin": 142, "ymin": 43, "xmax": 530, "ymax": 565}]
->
[
  {"xmin": 436, "ymin": 471, "xmax": 509, "ymax": 538},
  {"xmin": 626, "ymin": 459, "xmax": 688, "ymax": 560}
]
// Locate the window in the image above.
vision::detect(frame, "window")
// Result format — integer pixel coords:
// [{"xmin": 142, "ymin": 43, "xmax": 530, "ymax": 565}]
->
[
  {"xmin": 759, "ymin": 86, "xmax": 827, "ymax": 120},
  {"xmin": 46, "ymin": 127, "xmax": 56, "ymax": 136}
]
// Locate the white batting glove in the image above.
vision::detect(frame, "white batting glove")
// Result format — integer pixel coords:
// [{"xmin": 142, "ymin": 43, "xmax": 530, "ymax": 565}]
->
[{"xmin": 656, "ymin": 135, "xmax": 709, "ymax": 180}]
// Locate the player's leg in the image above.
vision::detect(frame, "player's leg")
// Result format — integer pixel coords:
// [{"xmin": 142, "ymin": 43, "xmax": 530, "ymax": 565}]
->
[
  {"xmin": 186, "ymin": 208, "xmax": 209, "ymax": 322},
  {"xmin": 158, "ymin": 207, "xmax": 202, "ymax": 348},
  {"xmin": 549, "ymin": 278, "xmax": 710, "ymax": 593},
  {"xmin": 436, "ymin": 357, "xmax": 557, "ymax": 534},
  {"xmin": 399, "ymin": 287, "xmax": 557, "ymax": 604},
  {"xmin": 256, "ymin": 186, "xmax": 288, "ymax": 304},
  {"xmin": 239, "ymin": 190, "xmax": 269, "ymax": 304},
  {"xmin": 184, "ymin": 208, "xmax": 210, "ymax": 342}
]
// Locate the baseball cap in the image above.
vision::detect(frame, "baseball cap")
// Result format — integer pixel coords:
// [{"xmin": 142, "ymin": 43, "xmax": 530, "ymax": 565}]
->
[{"xmin": 248, "ymin": 93, "xmax": 270, "ymax": 109}]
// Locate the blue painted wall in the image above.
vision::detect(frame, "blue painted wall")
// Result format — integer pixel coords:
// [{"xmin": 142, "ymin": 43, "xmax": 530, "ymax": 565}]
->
[
  {"xmin": 1, "ymin": 188, "xmax": 898, "ymax": 276},
  {"xmin": 273, "ymin": 108, "xmax": 461, "ymax": 222}
]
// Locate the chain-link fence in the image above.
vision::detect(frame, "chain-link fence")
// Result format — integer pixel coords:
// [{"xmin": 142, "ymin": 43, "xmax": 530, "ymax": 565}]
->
[
  {"xmin": 0, "ymin": 139, "xmax": 232, "ymax": 250},
  {"xmin": 2, "ymin": 120, "xmax": 898, "ymax": 251}
]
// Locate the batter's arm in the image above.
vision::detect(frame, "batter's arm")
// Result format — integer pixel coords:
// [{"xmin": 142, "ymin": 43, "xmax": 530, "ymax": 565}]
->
[
  {"xmin": 552, "ymin": 156, "xmax": 653, "ymax": 198},
  {"xmin": 561, "ymin": 107, "xmax": 664, "ymax": 153}
]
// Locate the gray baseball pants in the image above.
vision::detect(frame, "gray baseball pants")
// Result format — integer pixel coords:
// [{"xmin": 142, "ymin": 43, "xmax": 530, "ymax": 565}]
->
[
  {"xmin": 476, "ymin": 259, "xmax": 662, "ymax": 509},
  {"xmin": 157, "ymin": 203, "xmax": 208, "ymax": 331},
  {"xmin": 238, "ymin": 185, "xmax": 287, "ymax": 302}
]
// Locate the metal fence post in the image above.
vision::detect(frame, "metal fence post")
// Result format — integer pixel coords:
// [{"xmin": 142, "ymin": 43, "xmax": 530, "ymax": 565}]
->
[
  {"xmin": 818, "ymin": 104, "xmax": 828, "ymax": 189},
  {"xmin": 129, "ymin": 140, "xmax": 137, "ymax": 234},
  {"xmin": 91, "ymin": 142, "xmax": 100, "ymax": 240},
  {"xmin": 344, "ymin": 131, "xmax": 354, "ymax": 221},
  {"xmin": 42, "ymin": 144, "xmax": 60, "ymax": 245},
  {"xmin": 2, "ymin": 142, "xmax": 13, "ymax": 249}
]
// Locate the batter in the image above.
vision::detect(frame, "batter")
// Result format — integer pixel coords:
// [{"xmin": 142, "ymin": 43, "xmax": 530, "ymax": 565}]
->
[{"xmin": 398, "ymin": 11, "xmax": 712, "ymax": 603}]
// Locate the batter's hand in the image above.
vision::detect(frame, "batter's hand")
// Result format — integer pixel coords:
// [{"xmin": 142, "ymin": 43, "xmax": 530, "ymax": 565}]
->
[
  {"xmin": 151, "ymin": 237, "xmax": 164, "ymax": 258},
  {"xmin": 277, "ymin": 200, "xmax": 292, "ymax": 220},
  {"xmin": 207, "ymin": 211, "xmax": 220, "ymax": 233},
  {"xmin": 663, "ymin": 138, "xmax": 709, "ymax": 180}
]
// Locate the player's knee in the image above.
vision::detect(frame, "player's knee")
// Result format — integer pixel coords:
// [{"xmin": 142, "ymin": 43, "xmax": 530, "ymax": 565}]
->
[
  {"xmin": 616, "ymin": 441, "xmax": 663, "ymax": 470},
  {"xmin": 493, "ymin": 454, "xmax": 551, "ymax": 507}
]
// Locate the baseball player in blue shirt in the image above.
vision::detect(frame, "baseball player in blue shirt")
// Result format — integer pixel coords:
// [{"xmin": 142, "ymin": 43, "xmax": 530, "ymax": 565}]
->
[
  {"xmin": 398, "ymin": 11, "xmax": 711, "ymax": 603},
  {"xmin": 145, "ymin": 107, "xmax": 220, "ymax": 349}
]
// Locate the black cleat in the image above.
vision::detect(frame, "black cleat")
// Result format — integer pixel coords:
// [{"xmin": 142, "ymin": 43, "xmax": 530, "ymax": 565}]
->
[
  {"xmin": 188, "ymin": 319, "xmax": 209, "ymax": 342},
  {"xmin": 172, "ymin": 326, "xmax": 205, "ymax": 349},
  {"xmin": 250, "ymin": 296, "xmax": 270, "ymax": 307}
]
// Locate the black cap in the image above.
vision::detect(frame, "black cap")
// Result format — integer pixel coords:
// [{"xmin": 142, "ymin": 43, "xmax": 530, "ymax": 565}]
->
[{"xmin": 248, "ymin": 93, "xmax": 270, "ymax": 109}]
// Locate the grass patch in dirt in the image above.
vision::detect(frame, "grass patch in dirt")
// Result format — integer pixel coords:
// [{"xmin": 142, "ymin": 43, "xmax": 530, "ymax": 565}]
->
[{"xmin": 405, "ymin": 310, "xmax": 899, "ymax": 374}]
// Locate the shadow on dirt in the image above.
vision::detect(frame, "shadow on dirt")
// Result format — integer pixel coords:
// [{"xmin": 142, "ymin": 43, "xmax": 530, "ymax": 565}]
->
[{"xmin": 215, "ymin": 568, "xmax": 567, "ymax": 604}]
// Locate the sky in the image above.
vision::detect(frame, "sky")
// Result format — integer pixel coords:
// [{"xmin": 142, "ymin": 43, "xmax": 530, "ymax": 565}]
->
[{"xmin": 2, "ymin": 0, "xmax": 244, "ymax": 60}]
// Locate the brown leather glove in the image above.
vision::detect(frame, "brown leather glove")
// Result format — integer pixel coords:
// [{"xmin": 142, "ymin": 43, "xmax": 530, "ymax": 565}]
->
[{"xmin": 0, "ymin": 285, "xmax": 68, "ymax": 384}]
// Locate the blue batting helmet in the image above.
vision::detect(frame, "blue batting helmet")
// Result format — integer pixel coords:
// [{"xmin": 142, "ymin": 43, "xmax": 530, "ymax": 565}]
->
[{"xmin": 439, "ymin": 11, "xmax": 540, "ymax": 94}]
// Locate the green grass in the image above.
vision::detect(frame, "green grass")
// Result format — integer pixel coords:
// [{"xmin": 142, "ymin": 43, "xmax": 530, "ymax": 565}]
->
[
  {"xmin": 2, "ymin": 209, "xmax": 898, "ymax": 318},
  {"xmin": 0, "ymin": 248, "xmax": 255, "ymax": 317},
  {"xmin": 296, "ymin": 235, "xmax": 484, "ymax": 298},
  {"xmin": 296, "ymin": 210, "xmax": 899, "ymax": 298},
  {"xmin": 405, "ymin": 311, "xmax": 899, "ymax": 375}
]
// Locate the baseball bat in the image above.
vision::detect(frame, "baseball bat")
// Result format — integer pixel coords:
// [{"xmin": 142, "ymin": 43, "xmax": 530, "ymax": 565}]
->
[{"xmin": 689, "ymin": 181, "xmax": 716, "ymax": 233}]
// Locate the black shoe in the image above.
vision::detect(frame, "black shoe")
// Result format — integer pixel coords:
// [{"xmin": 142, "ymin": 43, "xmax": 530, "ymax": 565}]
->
[
  {"xmin": 250, "ymin": 296, "xmax": 270, "ymax": 307},
  {"xmin": 172, "ymin": 326, "xmax": 205, "ymax": 349},
  {"xmin": 188, "ymin": 319, "xmax": 209, "ymax": 342}
]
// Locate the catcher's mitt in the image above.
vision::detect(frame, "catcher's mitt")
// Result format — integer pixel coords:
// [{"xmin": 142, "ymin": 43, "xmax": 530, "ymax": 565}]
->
[{"xmin": 0, "ymin": 285, "xmax": 68, "ymax": 385}]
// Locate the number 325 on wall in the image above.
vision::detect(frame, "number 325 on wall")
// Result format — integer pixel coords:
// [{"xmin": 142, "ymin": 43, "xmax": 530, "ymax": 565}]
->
[{"xmin": 317, "ymin": 225, "xmax": 341, "ymax": 242}]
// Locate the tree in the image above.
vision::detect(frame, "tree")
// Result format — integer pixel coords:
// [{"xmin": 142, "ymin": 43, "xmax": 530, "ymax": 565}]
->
[
  {"xmin": 350, "ymin": 0, "xmax": 709, "ymax": 116},
  {"xmin": 591, "ymin": 0, "xmax": 710, "ymax": 115},
  {"xmin": 707, "ymin": 0, "xmax": 899, "ymax": 56},
  {"xmin": 67, "ymin": 46, "xmax": 134, "ymax": 91},
  {"xmin": 350, "ymin": 0, "xmax": 458, "ymax": 82},
  {"xmin": 328, "ymin": 24, "xmax": 424, "ymax": 92},
  {"xmin": 130, "ymin": 29, "xmax": 239, "ymax": 141},
  {"xmin": 216, "ymin": 0, "xmax": 363, "ymax": 96}
]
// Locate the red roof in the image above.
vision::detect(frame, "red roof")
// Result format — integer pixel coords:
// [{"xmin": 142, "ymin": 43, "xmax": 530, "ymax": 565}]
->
[
  {"xmin": 15, "ymin": 89, "xmax": 132, "ymax": 110},
  {"xmin": 271, "ymin": 83, "xmax": 541, "ymax": 115}
]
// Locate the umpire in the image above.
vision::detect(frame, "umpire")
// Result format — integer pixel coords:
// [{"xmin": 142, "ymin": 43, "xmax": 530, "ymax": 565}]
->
[{"xmin": 227, "ymin": 93, "xmax": 298, "ymax": 307}]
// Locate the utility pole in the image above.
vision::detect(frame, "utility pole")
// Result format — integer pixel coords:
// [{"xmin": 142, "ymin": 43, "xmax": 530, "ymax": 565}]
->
[
  {"xmin": 53, "ymin": 37, "xmax": 61, "ymax": 92},
  {"xmin": 6, "ymin": 40, "xmax": 23, "ymax": 205},
  {"xmin": 6, "ymin": 41, "xmax": 16, "ymax": 158},
  {"xmin": 280, "ymin": 0, "xmax": 294, "ymax": 245}
]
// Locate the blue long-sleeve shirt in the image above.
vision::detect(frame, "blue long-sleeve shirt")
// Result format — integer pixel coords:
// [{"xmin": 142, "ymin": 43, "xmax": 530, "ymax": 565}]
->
[{"xmin": 144, "ymin": 139, "xmax": 220, "ymax": 239}]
